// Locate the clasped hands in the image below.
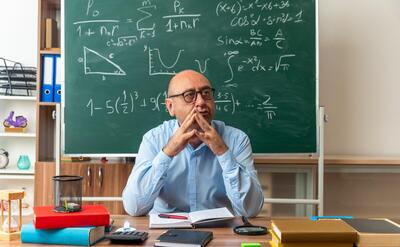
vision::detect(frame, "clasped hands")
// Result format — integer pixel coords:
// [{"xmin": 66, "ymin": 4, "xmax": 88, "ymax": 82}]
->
[{"xmin": 163, "ymin": 108, "xmax": 228, "ymax": 157}]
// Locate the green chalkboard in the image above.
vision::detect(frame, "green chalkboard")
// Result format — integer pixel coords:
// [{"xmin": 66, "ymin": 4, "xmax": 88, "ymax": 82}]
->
[{"xmin": 64, "ymin": 0, "xmax": 317, "ymax": 155}]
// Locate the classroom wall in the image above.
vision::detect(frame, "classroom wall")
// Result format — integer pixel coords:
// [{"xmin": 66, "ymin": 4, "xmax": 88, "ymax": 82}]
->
[
  {"xmin": 319, "ymin": 0, "xmax": 400, "ymax": 156},
  {"xmin": 0, "ymin": 0, "xmax": 38, "ymax": 66}
]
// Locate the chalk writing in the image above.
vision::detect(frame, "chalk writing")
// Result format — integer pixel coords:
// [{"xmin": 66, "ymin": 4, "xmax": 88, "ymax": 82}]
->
[
  {"xmin": 81, "ymin": 46, "xmax": 126, "ymax": 76},
  {"xmin": 146, "ymin": 46, "xmax": 184, "ymax": 75},
  {"xmin": 86, "ymin": 90, "xmax": 277, "ymax": 119},
  {"xmin": 67, "ymin": 0, "xmax": 313, "ymax": 129},
  {"xmin": 164, "ymin": 0, "xmax": 201, "ymax": 32}
]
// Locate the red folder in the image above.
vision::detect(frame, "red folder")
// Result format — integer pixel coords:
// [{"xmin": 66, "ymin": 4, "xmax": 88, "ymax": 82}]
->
[{"xmin": 33, "ymin": 205, "xmax": 110, "ymax": 229}]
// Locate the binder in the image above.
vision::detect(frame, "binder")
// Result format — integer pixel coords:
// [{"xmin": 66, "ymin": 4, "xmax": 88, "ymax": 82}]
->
[
  {"xmin": 41, "ymin": 55, "xmax": 54, "ymax": 102},
  {"xmin": 54, "ymin": 55, "xmax": 62, "ymax": 102}
]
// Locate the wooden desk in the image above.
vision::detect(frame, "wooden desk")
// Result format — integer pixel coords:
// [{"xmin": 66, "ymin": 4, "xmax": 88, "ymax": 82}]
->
[{"xmin": 5, "ymin": 216, "xmax": 271, "ymax": 247}]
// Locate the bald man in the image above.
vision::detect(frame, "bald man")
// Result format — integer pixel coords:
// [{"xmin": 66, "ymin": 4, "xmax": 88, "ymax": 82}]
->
[{"xmin": 122, "ymin": 70, "xmax": 264, "ymax": 217}]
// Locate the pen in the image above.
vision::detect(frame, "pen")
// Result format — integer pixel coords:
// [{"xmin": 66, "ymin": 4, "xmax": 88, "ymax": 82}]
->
[
  {"xmin": 310, "ymin": 216, "xmax": 353, "ymax": 221},
  {"xmin": 158, "ymin": 214, "xmax": 188, "ymax": 220}
]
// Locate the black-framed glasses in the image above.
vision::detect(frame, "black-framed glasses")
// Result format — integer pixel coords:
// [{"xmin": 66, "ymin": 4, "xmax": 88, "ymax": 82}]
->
[{"xmin": 168, "ymin": 87, "xmax": 215, "ymax": 103}]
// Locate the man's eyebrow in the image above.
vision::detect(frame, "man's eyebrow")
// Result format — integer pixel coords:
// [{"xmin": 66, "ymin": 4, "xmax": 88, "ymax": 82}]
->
[
  {"xmin": 181, "ymin": 86, "xmax": 211, "ymax": 93},
  {"xmin": 200, "ymin": 85, "xmax": 212, "ymax": 89},
  {"xmin": 181, "ymin": 88, "xmax": 195, "ymax": 93}
]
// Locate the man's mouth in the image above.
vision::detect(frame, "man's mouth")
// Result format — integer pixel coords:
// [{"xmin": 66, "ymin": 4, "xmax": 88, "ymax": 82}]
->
[{"xmin": 198, "ymin": 111, "xmax": 209, "ymax": 116}]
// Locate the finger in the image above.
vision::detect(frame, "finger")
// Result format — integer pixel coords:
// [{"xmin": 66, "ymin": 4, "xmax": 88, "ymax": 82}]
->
[
  {"xmin": 182, "ymin": 107, "xmax": 196, "ymax": 122},
  {"xmin": 195, "ymin": 130, "xmax": 206, "ymax": 142},
  {"xmin": 182, "ymin": 129, "xmax": 197, "ymax": 141},
  {"xmin": 180, "ymin": 113, "xmax": 196, "ymax": 133},
  {"xmin": 195, "ymin": 114, "xmax": 211, "ymax": 131}
]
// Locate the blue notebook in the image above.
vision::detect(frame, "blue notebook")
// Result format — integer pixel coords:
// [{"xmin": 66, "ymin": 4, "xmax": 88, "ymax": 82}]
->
[{"xmin": 21, "ymin": 223, "xmax": 105, "ymax": 246}]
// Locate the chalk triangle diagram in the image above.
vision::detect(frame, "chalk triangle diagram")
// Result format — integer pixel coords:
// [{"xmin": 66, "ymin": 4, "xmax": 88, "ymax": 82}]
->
[{"xmin": 83, "ymin": 46, "xmax": 126, "ymax": 76}]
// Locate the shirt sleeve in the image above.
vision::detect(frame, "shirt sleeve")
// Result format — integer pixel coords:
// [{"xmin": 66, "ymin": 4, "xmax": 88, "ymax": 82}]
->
[
  {"xmin": 217, "ymin": 134, "xmax": 264, "ymax": 217},
  {"xmin": 122, "ymin": 135, "xmax": 172, "ymax": 216}
]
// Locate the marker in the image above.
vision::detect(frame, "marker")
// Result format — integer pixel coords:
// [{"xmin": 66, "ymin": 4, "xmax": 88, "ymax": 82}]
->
[
  {"xmin": 241, "ymin": 243, "xmax": 261, "ymax": 247},
  {"xmin": 310, "ymin": 216, "xmax": 353, "ymax": 221},
  {"xmin": 158, "ymin": 214, "xmax": 188, "ymax": 220}
]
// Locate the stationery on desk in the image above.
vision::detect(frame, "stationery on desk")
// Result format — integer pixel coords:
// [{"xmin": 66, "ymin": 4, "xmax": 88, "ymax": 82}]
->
[
  {"xmin": 33, "ymin": 204, "xmax": 110, "ymax": 229},
  {"xmin": 343, "ymin": 218, "xmax": 400, "ymax": 247},
  {"xmin": 269, "ymin": 219, "xmax": 357, "ymax": 247},
  {"xmin": 21, "ymin": 223, "xmax": 105, "ymax": 246},
  {"xmin": 149, "ymin": 207, "xmax": 234, "ymax": 229},
  {"xmin": 155, "ymin": 229, "xmax": 213, "ymax": 247},
  {"xmin": 20, "ymin": 204, "xmax": 111, "ymax": 246}
]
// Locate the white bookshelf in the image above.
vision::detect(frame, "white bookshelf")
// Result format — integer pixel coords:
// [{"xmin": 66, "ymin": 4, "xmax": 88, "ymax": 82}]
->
[
  {"xmin": 0, "ymin": 132, "xmax": 36, "ymax": 137},
  {"xmin": 0, "ymin": 95, "xmax": 36, "ymax": 101},
  {"xmin": 0, "ymin": 95, "xmax": 36, "ymax": 215},
  {"xmin": 0, "ymin": 167, "xmax": 35, "ymax": 175}
]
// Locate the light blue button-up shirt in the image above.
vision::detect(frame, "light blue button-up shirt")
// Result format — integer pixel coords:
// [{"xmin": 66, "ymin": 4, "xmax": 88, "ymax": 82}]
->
[{"xmin": 122, "ymin": 119, "xmax": 264, "ymax": 217}]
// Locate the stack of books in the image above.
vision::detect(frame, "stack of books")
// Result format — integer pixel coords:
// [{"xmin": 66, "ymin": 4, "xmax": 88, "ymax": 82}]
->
[
  {"xmin": 269, "ymin": 219, "xmax": 358, "ymax": 247},
  {"xmin": 21, "ymin": 205, "xmax": 110, "ymax": 246},
  {"xmin": 343, "ymin": 218, "xmax": 400, "ymax": 247}
]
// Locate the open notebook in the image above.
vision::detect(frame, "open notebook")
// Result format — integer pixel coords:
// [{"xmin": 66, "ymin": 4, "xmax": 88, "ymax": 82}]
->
[{"xmin": 149, "ymin": 207, "xmax": 234, "ymax": 229}]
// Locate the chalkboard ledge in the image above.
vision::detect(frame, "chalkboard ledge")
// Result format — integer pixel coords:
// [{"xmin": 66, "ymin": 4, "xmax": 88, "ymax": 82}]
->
[{"xmin": 254, "ymin": 155, "xmax": 400, "ymax": 166}]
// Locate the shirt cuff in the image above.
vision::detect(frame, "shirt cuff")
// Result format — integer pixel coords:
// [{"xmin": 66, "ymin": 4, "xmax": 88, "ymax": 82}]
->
[
  {"xmin": 217, "ymin": 149, "xmax": 237, "ymax": 172},
  {"xmin": 152, "ymin": 150, "xmax": 172, "ymax": 172}
]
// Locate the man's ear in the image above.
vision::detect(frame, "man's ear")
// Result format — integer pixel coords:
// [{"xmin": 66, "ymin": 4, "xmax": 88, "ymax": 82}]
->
[{"xmin": 165, "ymin": 98, "xmax": 175, "ymax": 117}]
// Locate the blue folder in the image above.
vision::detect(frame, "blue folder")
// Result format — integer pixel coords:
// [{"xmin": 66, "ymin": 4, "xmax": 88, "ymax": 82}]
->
[
  {"xmin": 54, "ymin": 54, "xmax": 62, "ymax": 103},
  {"xmin": 41, "ymin": 55, "xmax": 54, "ymax": 102}
]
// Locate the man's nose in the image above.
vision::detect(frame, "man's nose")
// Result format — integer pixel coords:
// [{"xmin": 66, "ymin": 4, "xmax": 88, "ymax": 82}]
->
[{"xmin": 194, "ymin": 92, "xmax": 206, "ymax": 105}]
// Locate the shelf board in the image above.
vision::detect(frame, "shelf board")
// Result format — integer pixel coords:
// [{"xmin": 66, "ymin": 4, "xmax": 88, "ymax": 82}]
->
[
  {"xmin": 0, "ymin": 167, "xmax": 34, "ymax": 175},
  {"xmin": 254, "ymin": 155, "xmax": 400, "ymax": 166},
  {"xmin": 40, "ymin": 49, "xmax": 61, "ymax": 55},
  {"xmin": 0, "ymin": 95, "xmax": 37, "ymax": 101},
  {"xmin": 0, "ymin": 174, "xmax": 34, "ymax": 180},
  {"xmin": 38, "ymin": 101, "xmax": 57, "ymax": 106},
  {"xmin": 0, "ymin": 132, "xmax": 36, "ymax": 138}
]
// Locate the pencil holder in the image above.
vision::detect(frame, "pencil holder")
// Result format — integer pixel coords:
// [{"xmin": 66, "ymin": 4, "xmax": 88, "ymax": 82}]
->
[{"xmin": 52, "ymin": 175, "xmax": 83, "ymax": 213}]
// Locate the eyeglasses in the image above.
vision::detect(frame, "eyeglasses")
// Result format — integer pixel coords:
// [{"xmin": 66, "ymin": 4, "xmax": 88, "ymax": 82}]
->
[{"xmin": 168, "ymin": 87, "xmax": 215, "ymax": 103}]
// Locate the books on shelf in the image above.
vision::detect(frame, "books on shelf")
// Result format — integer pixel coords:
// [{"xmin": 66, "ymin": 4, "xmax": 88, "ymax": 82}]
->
[
  {"xmin": 270, "ymin": 219, "xmax": 357, "ymax": 246},
  {"xmin": 21, "ymin": 223, "xmax": 105, "ymax": 246},
  {"xmin": 149, "ymin": 207, "xmax": 234, "ymax": 229},
  {"xmin": 45, "ymin": 18, "xmax": 58, "ymax": 49},
  {"xmin": 343, "ymin": 218, "xmax": 400, "ymax": 247},
  {"xmin": 155, "ymin": 229, "xmax": 213, "ymax": 247},
  {"xmin": 33, "ymin": 205, "xmax": 110, "ymax": 229}
]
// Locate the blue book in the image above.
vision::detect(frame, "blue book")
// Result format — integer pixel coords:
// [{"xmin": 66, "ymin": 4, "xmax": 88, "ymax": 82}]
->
[{"xmin": 21, "ymin": 223, "xmax": 105, "ymax": 246}]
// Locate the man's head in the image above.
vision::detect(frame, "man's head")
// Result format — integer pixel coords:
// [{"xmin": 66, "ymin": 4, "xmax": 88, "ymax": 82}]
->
[{"xmin": 165, "ymin": 70, "xmax": 216, "ymax": 126}]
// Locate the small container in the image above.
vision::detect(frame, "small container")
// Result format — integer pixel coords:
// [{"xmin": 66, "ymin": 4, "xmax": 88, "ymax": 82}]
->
[
  {"xmin": 53, "ymin": 175, "xmax": 83, "ymax": 213},
  {"xmin": 17, "ymin": 155, "xmax": 30, "ymax": 170}
]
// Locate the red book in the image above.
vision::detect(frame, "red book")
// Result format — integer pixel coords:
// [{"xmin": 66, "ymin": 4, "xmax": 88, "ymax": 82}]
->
[{"xmin": 33, "ymin": 205, "xmax": 110, "ymax": 229}]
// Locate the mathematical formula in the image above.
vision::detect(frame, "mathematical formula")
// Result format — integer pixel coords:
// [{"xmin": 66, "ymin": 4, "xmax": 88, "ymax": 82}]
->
[
  {"xmin": 67, "ymin": 0, "xmax": 312, "ymax": 123},
  {"xmin": 85, "ymin": 90, "xmax": 278, "ymax": 120}
]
